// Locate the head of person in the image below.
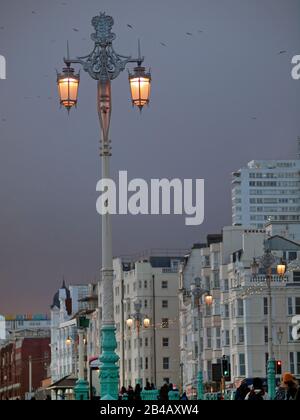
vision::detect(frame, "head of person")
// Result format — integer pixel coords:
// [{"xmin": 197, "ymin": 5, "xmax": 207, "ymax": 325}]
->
[
  {"xmin": 252, "ymin": 377, "xmax": 263, "ymax": 390},
  {"xmin": 282, "ymin": 373, "xmax": 297, "ymax": 388}
]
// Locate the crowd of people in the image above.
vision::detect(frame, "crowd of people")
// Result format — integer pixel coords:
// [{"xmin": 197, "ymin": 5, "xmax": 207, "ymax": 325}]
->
[
  {"xmin": 118, "ymin": 382, "xmax": 187, "ymax": 401},
  {"xmin": 235, "ymin": 373, "xmax": 300, "ymax": 401}
]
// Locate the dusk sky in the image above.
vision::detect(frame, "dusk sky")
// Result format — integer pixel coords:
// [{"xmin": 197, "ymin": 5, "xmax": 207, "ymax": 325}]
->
[{"xmin": 0, "ymin": 0, "xmax": 300, "ymax": 313}]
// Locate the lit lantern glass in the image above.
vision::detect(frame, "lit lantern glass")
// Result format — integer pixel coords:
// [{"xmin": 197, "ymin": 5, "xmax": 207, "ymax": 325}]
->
[
  {"xmin": 143, "ymin": 317, "xmax": 150, "ymax": 329},
  {"xmin": 205, "ymin": 294, "xmax": 213, "ymax": 306},
  {"xmin": 66, "ymin": 336, "xmax": 72, "ymax": 346},
  {"xmin": 129, "ymin": 66, "xmax": 151, "ymax": 111},
  {"xmin": 126, "ymin": 318, "xmax": 134, "ymax": 328},
  {"xmin": 277, "ymin": 261, "xmax": 286, "ymax": 277},
  {"xmin": 57, "ymin": 66, "xmax": 80, "ymax": 111}
]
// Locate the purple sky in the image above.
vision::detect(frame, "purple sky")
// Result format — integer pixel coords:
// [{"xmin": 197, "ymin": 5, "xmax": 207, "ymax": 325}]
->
[{"xmin": 0, "ymin": 0, "xmax": 300, "ymax": 313}]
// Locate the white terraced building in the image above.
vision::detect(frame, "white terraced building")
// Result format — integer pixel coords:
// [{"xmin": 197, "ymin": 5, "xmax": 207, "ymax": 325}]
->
[{"xmin": 179, "ymin": 223, "xmax": 300, "ymax": 397}]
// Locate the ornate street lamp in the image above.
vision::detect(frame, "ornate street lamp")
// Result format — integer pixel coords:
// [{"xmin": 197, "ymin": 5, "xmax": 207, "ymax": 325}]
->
[
  {"xmin": 128, "ymin": 41, "xmax": 151, "ymax": 111},
  {"xmin": 57, "ymin": 64, "xmax": 80, "ymax": 112},
  {"xmin": 57, "ymin": 12, "xmax": 151, "ymax": 400},
  {"xmin": 190, "ymin": 280, "xmax": 213, "ymax": 400},
  {"xmin": 251, "ymin": 246, "xmax": 276, "ymax": 400}
]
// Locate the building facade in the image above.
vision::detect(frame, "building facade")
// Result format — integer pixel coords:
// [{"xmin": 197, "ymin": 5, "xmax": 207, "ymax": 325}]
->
[
  {"xmin": 50, "ymin": 281, "xmax": 92, "ymax": 383},
  {"xmin": 232, "ymin": 159, "xmax": 300, "ymax": 229},
  {"xmin": 111, "ymin": 253, "xmax": 184, "ymax": 389},
  {"xmin": 179, "ymin": 225, "xmax": 300, "ymax": 396},
  {"xmin": 0, "ymin": 331, "xmax": 50, "ymax": 400}
]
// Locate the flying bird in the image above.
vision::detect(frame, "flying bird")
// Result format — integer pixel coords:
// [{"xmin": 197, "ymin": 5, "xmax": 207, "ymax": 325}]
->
[
  {"xmin": 160, "ymin": 42, "xmax": 167, "ymax": 47},
  {"xmin": 127, "ymin": 24, "xmax": 133, "ymax": 29},
  {"xmin": 31, "ymin": 11, "xmax": 36, "ymax": 14},
  {"xmin": 252, "ymin": 117, "xmax": 257, "ymax": 120},
  {"xmin": 186, "ymin": 32, "xmax": 193, "ymax": 36},
  {"xmin": 278, "ymin": 50, "xmax": 287, "ymax": 55},
  {"xmin": 0, "ymin": 26, "xmax": 4, "ymax": 30},
  {"xmin": 197, "ymin": 30, "xmax": 204, "ymax": 33},
  {"xmin": 72, "ymin": 28, "xmax": 79, "ymax": 32}
]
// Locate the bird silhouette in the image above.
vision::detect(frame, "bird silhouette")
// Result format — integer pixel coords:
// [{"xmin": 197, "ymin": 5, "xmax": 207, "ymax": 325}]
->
[
  {"xmin": 186, "ymin": 32, "xmax": 193, "ymax": 36},
  {"xmin": 278, "ymin": 50, "xmax": 287, "ymax": 55},
  {"xmin": 73, "ymin": 28, "xmax": 79, "ymax": 32},
  {"xmin": 198, "ymin": 30, "xmax": 204, "ymax": 33},
  {"xmin": 127, "ymin": 24, "xmax": 133, "ymax": 29},
  {"xmin": 0, "ymin": 26, "xmax": 4, "ymax": 30},
  {"xmin": 160, "ymin": 42, "xmax": 167, "ymax": 47}
]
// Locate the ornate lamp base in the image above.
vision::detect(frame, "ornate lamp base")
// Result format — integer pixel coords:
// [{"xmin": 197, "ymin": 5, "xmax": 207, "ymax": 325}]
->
[
  {"xmin": 267, "ymin": 359, "xmax": 276, "ymax": 400},
  {"xmin": 74, "ymin": 379, "xmax": 90, "ymax": 401},
  {"xmin": 197, "ymin": 370, "xmax": 204, "ymax": 400},
  {"xmin": 99, "ymin": 324, "xmax": 119, "ymax": 400}
]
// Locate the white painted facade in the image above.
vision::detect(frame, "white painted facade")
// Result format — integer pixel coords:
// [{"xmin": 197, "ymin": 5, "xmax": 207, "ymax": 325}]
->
[
  {"xmin": 111, "ymin": 254, "xmax": 183, "ymax": 389},
  {"xmin": 232, "ymin": 160, "xmax": 300, "ymax": 229},
  {"xmin": 179, "ymin": 225, "xmax": 300, "ymax": 395}
]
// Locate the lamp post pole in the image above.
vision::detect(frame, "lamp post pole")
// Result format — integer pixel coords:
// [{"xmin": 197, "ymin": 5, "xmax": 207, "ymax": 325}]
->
[
  {"xmin": 74, "ymin": 329, "xmax": 89, "ymax": 400},
  {"xmin": 190, "ymin": 282, "xmax": 212, "ymax": 400},
  {"xmin": 259, "ymin": 246, "xmax": 276, "ymax": 400},
  {"xmin": 58, "ymin": 12, "xmax": 150, "ymax": 400}
]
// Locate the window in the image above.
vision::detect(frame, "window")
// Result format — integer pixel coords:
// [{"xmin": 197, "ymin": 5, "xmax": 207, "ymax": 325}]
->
[
  {"xmin": 163, "ymin": 357, "xmax": 169, "ymax": 370},
  {"xmin": 213, "ymin": 272, "xmax": 220, "ymax": 289},
  {"xmin": 204, "ymin": 256, "xmax": 210, "ymax": 267},
  {"xmin": 239, "ymin": 354, "xmax": 246, "ymax": 376},
  {"xmin": 264, "ymin": 327, "xmax": 268, "ymax": 344},
  {"xmin": 162, "ymin": 318, "xmax": 169, "ymax": 328},
  {"xmin": 145, "ymin": 357, "xmax": 148, "ymax": 370},
  {"xmin": 145, "ymin": 337, "xmax": 148, "ymax": 347},
  {"xmin": 290, "ymin": 352, "xmax": 295, "ymax": 374},
  {"xmin": 238, "ymin": 327, "xmax": 244, "ymax": 344},
  {"xmin": 162, "ymin": 300, "xmax": 168, "ymax": 309},
  {"xmin": 163, "ymin": 378, "xmax": 170, "ymax": 384},
  {"xmin": 289, "ymin": 252, "xmax": 297, "ymax": 261},
  {"xmin": 139, "ymin": 280, "xmax": 142, "ymax": 289},
  {"xmin": 237, "ymin": 299, "xmax": 244, "ymax": 317},
  {"xmin": 216, "ymin": 327, "xmax": 221, "ymax": 349},
  {"xmin": 224, "ymin": 304, "xmax": 229, "ymax": 318},
  {"xmin": 207, "ymin": 361, "xmax": 212, "ymax": 381},
  {"xmin": 263, "ymin": 297, "xmax": 268, "ymax": 315},
  {"xmin": 162, "ymin": 281, "xmax": 168, "ymax": 289},
  {"xmin": 206, "ymin": 328, "xmax": 212, "ymax": 348},
  {"xmin": 133, "ymin": 282, "xmax": 136, "ymax": 292},
  {"xmin": 296, "ymin": 298, "xmax": 300, "ymax": 315},
  {"xmin": 144, "ymin": 299, "xmax": 148, "ymax": 309},
  {"xmin": 225, "ymin": 330, "xmax": 230, "ymax": 346},
  {"xmin": 144, "ymin": 280, "xmax": 148, "ymax": 289},
  {"xmin": 162, "ymin": 338, "xmax": 169, "ymax": 347},
  {"xmin": 294, "ymin": 272, "xmax": 300, "ymax": 282},
  {"xmin": 288, "ymin": 297, "xmax": 293, "ymax": 315},
  {"xmin": 224, "ymin": 279, "xmax": 229, "ymax": 291}
]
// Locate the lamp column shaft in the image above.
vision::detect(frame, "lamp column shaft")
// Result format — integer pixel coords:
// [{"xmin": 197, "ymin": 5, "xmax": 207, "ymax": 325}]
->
[
  {"xmin": 78, "ymin": 329, "xmax": 84, "ymax": 381},
  {"xmin": 197, "ymin": 302, "xmax": 204, "ymax": 400},
  {"xmin": 267, "ymin": 273, "xmax": 276, "ymax": 400},
  {"xmin": 98, "ymin": 80, "xmax": 119, "ymax": 400},
  {"xmin": 137, "ymin": 320, "xmax": 141, "ymax": 385}
]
